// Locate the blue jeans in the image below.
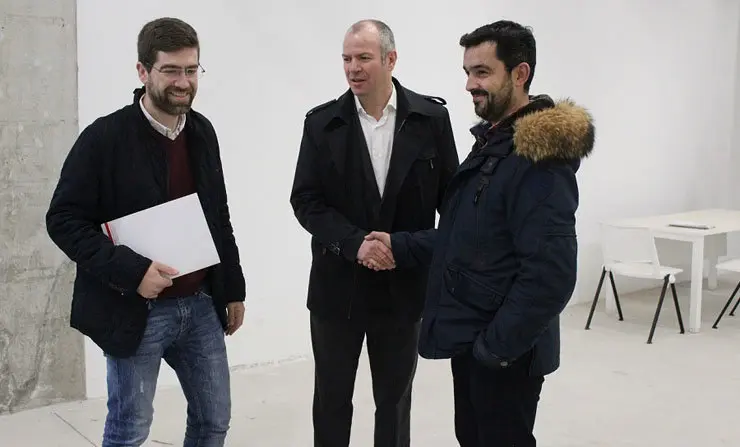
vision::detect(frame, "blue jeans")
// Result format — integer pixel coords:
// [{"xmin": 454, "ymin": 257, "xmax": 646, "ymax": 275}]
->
[{"xmin": 102, "ymin": 292, "xmax": 231, "ymax": 447}]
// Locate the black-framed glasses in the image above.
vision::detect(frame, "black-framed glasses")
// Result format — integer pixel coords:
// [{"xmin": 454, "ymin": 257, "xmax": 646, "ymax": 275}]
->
[{"xmin": 150, "ymin": 64, "xmax": 205, "ymax": 79}]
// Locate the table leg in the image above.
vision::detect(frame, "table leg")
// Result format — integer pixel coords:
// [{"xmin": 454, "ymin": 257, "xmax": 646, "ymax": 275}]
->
[
  {"xmin": 706, "ymin": 233, "xmax": 726, "ymax": 290},
  {"xmin": 689, "ymin": 238, "xmax": 705, "ymax": 333}
]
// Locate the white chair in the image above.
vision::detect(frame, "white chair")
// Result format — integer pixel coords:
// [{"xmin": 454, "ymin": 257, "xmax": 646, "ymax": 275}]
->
[
  {"xmin": 711, "ymin": 258, "xmax": 740, "ymax": 328},
  {"xmin": 585, "ymin": 223, "xmax": 686, "ymax": 343}
]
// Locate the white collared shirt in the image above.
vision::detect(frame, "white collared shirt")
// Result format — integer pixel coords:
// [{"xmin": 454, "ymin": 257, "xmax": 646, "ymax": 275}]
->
[
  {"xmin": 139, "ymin": 95, "xmax": 186, "ymax": 140},
  {"xmin": 355, "ymin": 85, "xmax": 397, "ymax": 196}
]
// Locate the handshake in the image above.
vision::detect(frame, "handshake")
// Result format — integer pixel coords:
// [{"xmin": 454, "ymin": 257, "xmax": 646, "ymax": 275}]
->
[{"xmin": 357, "ymin": 231, "xmax": 395, "ymax": 271}]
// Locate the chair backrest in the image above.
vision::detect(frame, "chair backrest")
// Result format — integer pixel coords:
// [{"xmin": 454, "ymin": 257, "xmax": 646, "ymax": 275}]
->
[{"xmin": 600, "ymin": 222, "xmax": 662, "ymax": 276}]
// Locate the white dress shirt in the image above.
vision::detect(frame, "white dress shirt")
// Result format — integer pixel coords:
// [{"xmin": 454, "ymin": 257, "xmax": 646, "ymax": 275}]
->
[{"xmin": 355, "ymin": 86, "xmax": 397, "ymax": 197}]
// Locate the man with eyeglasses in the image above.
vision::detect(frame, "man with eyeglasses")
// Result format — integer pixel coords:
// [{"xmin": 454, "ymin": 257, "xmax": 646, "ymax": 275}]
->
[{"xmin": 46, "ymin": 17, "xmax": 245, "ymax": 447}]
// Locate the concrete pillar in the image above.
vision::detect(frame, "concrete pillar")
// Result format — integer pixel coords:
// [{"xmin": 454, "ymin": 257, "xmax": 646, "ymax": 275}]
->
[{"xmin": 0, "ymin": 0, "xmax": 85, "ymax": 414}]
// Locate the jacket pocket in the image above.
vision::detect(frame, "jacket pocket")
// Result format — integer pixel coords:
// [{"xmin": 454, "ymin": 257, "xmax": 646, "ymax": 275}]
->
[{"xmin": 444, "ymin": 265, "xmax": 505, "ymax": 315}]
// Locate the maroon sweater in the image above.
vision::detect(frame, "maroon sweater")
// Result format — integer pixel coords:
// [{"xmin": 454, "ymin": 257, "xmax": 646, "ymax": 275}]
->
[{"xmin": 155, "ymin": 130, "xmax": 208, "ymax": 298}]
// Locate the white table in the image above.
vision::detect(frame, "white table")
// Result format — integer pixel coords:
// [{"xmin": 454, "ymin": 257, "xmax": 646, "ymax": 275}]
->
[{"xmin": 610, "ymin": 209, "xmax": 740, "ymax": 332}]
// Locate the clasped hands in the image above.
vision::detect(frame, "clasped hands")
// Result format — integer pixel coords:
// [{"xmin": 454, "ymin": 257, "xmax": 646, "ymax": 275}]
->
[{"xmin": 357, "ymin": 231, "xmax": 395, "ymax": 271}]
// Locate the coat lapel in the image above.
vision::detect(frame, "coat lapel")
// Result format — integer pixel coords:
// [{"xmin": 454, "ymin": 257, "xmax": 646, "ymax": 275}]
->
[
  {"xmin": 326, "ymin": 93, "xmax": 382, "ymax": 216},
  {"xmin": 377, "ymin": 115, "xmax": 422, "ymax": 225},
  {"xmin": 327, "ymin": 123, "xmax": 348, "ymax": 177},
  {"xmin": 352, "ymin": 114, "xmax": 382, "ymax": 207},
  {"xmin": 377, "ymin": 83, "xmax": 427, "ymax": 228},
  {"xmin": 327, "ymin": 81, "xmax": 442, "ymax": 228}
]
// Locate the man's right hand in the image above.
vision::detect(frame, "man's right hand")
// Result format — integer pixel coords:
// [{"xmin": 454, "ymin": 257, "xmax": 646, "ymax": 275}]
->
[
  {"xmin": 357, "ymin": 238, "xmax": 395, "ymax": 271},
  {"xmin": 365, "ymin": 231, "xmax": 391, "ymax": 249},
  {"xmin": 136, "ymin": 261, "xmax": 179, "ymax": 299}
]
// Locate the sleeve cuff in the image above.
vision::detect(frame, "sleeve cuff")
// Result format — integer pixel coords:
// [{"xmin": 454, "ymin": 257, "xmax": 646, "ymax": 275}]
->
[
  {"xmin": 472, "ymin": 333, "xmax": 512, "ymax": 370},
  {"xmin": 389, "ymin": 232, "xmax": 410, "ymax": 268},
  {"xmin": 340, "ymin": 234, "xmax": 366, "ymax": 262}
]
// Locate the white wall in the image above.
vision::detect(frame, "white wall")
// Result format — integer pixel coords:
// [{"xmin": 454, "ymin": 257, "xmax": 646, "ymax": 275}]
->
[{"xmin": 76, "ymin": 0, "xmax": 740, "ymax": 398}]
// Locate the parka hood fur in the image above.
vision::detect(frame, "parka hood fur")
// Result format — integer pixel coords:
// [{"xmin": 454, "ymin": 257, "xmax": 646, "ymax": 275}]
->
[{"xmin": 513, "ymin": 97, "xmax": 595, "ymax": 162}]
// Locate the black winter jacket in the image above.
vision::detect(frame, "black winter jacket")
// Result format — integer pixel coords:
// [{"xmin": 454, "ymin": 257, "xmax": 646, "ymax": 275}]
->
[{"xmin": 46, "ymin": 88, "xmax": 246, "ymax": 358}]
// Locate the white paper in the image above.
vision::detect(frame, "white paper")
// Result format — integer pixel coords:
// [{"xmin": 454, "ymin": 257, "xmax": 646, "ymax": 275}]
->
[{"xmin": 101, "ymin": 193, "xmax": 221, "ymax": 278}]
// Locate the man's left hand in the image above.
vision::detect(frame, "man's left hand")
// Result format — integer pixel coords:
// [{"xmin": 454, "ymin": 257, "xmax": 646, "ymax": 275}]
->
[{"xmin": 226, "ymin": 302, "xmax": 245, "ymax": 335}]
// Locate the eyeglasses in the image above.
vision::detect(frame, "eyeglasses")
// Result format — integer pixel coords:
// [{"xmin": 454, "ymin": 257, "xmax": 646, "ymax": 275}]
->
[{"xmin": 150, "ymin": 64, "xmax": 206, "ymax": 79}]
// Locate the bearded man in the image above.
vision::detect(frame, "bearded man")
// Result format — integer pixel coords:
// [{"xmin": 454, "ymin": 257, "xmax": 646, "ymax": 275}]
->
[
  {"xmin": 366, "ymin": 20, "xmax": 595, "ymax": 446},
  {"xmin": 46, "ymin": 17, "xmax": 245, "ymax": 447}
]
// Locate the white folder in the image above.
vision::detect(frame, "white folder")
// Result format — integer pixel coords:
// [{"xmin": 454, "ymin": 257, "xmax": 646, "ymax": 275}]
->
[{"xmin": 101, "ymin": 193, "xmax": 221, "ymax": 278}]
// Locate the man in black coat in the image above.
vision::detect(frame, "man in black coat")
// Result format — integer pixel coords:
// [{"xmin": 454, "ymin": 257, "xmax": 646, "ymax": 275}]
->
[
  {"xmin": 45, "ymin": 18, "xmax": 245, "ymax": 447},
  {"xmin": 368, "ymin": 20, "xmax": 595, "ymax": 446},
  {"xmin": 289, "ymin": 19, "xmax": 459, "ymax": 447}
]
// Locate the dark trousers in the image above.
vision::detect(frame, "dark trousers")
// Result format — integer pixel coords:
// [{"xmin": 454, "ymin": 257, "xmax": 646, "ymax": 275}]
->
[
  {"xmin": 310, "ymin": 313, "xmax": 420, "ymax": 447},
  {"xmin": 451, "ymin": 349, "xmax": 544, "ymax": 447}
]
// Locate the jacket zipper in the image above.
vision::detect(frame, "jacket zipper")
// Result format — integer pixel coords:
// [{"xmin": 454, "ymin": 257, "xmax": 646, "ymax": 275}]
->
[{"xmin": 474, "ymin": 177, "xmax": 485, "ymax": 246}]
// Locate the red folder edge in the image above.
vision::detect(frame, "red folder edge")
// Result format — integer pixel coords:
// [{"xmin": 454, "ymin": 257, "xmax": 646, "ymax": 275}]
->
[{"xmin": 104, "ymin": 222, "xmax": 115, "ymax": 244}]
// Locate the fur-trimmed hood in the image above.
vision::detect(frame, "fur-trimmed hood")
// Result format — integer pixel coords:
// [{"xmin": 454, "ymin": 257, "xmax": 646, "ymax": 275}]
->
[
  {"xmin": 513, "ymin": 96, "xmax": 595, "ymax": 162},
  {"xmin": 471, "ymin": 95, "xmax": 595, "ymax": 163}
]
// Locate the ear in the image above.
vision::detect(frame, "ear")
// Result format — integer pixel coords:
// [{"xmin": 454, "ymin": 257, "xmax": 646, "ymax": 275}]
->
[
  {"xmin": 512, "ymin": 62, "xmax": 531, "ymax": 89},
  {"xmin": 136, "ymin": 61, "xmax": 149, "ymax": 84},
  {"xmin": 385, "ymin": 50, "xmax": 397, "ymax": 70}
]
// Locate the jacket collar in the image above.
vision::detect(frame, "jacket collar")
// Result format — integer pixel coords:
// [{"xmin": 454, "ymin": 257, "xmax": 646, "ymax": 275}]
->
[{"xmin": 470, "ymin": 95, "xmax": 556, "ymax": 143}]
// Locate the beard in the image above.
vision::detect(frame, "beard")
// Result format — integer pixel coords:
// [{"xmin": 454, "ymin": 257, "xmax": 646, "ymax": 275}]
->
[
  {"xmin": 146, "ymin": 81, "xmax": 195, "ymax": 115},
  {"xmin": 472, "ymin": 78, "xmax": 514, "ymax": 123}
]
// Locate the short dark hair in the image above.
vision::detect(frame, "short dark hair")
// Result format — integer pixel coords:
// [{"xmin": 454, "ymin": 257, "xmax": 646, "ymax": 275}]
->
[
  {"xmin": 137, "ymin": 17, "xmax": 199, "ymax": 69},
  {"xmin": 459, "ymin": 20, "xmax": 536, "ymax": 91}
]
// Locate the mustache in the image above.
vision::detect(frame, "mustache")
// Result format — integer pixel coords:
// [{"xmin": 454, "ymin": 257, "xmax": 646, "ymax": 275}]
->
[
  {"xmin": 166, "ymin": 86, "xmax": 193, "ymax": 94},
  {"xmin": 470, "ymin": 89, "xmax": 489, "ymax": 97}
]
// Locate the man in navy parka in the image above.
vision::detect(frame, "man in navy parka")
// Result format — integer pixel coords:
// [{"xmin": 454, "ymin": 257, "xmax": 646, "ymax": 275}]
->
[{"xmin": 366, "ymin": 20, "xmax": 595, "ymax": 446}]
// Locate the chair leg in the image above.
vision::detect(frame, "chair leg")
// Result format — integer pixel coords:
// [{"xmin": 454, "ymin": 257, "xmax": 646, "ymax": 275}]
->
[
  {"xmin": 647, "ymin": 276, "xmax": 670, "ymax": 344},
  {"xmin": 670, "ymin": 283, "xmax": 685, "ymax": 334},
  {"xmin": 608, "ymin": 271, "xmax": 624, "ymax": 321},
  {"xmin": 712, "ymin": 281, "xmax": 740, "ymax": 329},
  {"xmin": 730, "ymin": 283, "xmax": 740, "ymax": 316},
  {"xmin": 585, "ymin": 267, "xmax": 607, "ymax": 330}
]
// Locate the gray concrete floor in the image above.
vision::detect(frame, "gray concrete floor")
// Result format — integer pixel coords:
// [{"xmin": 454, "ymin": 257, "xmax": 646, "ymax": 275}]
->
[{"xmin": 2, "ymin": 280, "xmax": 740, "ymax": 446}]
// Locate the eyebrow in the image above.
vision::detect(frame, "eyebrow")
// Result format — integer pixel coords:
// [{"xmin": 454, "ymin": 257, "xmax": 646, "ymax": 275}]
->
[
  {"xmin": 464, "ymin": 64, "xmax": 492, "ymax": 72},
  {"xmin": 159, "ymin": 63, "xmax": 199, "ymax": 69}
]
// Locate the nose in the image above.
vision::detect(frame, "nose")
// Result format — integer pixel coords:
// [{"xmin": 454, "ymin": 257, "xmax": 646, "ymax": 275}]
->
[
  {"xmin": 465, "ymin": 76, "xmax": 477, "ymax": 92},
  {"xmin": 174, "ymin": 75, "xmax": 190, "ymax": 89},
  {"xmin": 347, "ymin": 58, "xmax": 362, "ymax": 73}
]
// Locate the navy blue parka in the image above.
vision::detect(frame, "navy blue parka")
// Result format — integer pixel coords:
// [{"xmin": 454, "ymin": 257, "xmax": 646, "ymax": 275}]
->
[{"xmin": 390, "ymin": 95, "xmax": 595, "ymax": 376}]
